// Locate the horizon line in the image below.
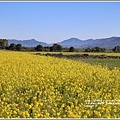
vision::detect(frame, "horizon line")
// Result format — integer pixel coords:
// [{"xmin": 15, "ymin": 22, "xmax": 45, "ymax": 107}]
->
[{"xmin": 6, "ymin": 36, "xmax": 120, "ymax": 44}]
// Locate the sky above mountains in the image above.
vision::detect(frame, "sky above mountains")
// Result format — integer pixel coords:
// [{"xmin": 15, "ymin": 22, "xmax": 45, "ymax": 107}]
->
[{"xmin": 0, "ymin": 2, "xmax": 120, "ymax": 43}]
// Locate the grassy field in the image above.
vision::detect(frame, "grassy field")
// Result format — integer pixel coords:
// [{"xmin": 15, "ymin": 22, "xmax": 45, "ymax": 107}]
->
[
  {"xmin": 36, "ymin": 51, "xmax": 120, "ymax": 56},
  {"xmin": 34, "ymin": 52, "xmax": 120, "ymax": 69},
  {"xmin": 80, "ymin": 59, "xmax": 120, "ymax": 69},
  {"xmin": 1, "ymin": 50, "xmax": 120, "ymax": 69}
]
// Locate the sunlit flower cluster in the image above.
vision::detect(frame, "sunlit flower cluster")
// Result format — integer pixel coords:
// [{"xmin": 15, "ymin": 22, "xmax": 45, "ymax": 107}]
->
[{"xmin": 0, "ymin": 51, "xmax": 120, "ymax": 118}]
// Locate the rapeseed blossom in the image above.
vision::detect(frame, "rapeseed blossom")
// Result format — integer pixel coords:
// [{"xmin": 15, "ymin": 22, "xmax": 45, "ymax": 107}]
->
[{"xmin": 0, "ymin": 51, "xmax": 120, "ymax": 118}]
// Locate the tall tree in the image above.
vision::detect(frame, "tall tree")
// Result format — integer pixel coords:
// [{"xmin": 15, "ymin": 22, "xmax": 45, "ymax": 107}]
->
[
  {"xmin": 0, "ymin": 39, "xmax": 8, "ymax": 49},
  {"xmin": 16, "ymin": 44, "xmax": 22, "ymax": 51},
  {"xmin": 9, "ymin": 43, "xmax": 16, "ymax": 50},
  {"xmin": 35, "ymin": 44, "xmax": 44, "ymax": 51},
  {"xmin": 50, "ymin": 44, "xmax": 63, "ymax": 52},
  {"xmin": 69, "ymin": 47, "xmax": 75, "ymax": 52},
  {"xmin": 113, "ymin": 46, "xmax": 120, "ymax": 52}
]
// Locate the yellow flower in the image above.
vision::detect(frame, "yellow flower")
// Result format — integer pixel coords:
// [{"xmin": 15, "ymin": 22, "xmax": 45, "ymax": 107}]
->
[
  {"xmin": 0, "ymin": 51, "xmax": 120, "ymax": 118},
  {"xmin": 83, "ymin": 115, "xmax": 87, "ymax": 118}
]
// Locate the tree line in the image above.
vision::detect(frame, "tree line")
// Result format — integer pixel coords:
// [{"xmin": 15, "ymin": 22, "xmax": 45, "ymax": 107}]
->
[
  {"xmin": 84, "ymin": 47, "xmax": 106, "ymax": 52},
  {"xmin": 0, "ymin": 39, "xmax": 120, "ymax": 52},
  {"xmin": 0, "ymin": 39, "xmax": 75, "ymax": 52}
]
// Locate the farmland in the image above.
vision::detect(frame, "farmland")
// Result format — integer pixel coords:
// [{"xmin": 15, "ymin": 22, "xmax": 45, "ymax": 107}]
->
[
  {"xmin": 0, "ymin": 51, "xmax": 120, "ymax": 118},
  {"xmin": 81, "ymin": 59, "xmax": 120, "ymax": 69},
  {"xmin": 36, "ymin": 52, "xmax": 120, "ymax": 69},
  {"xmin": 38, "ymin": 51, "xmax": 120, "ymax": 56}
]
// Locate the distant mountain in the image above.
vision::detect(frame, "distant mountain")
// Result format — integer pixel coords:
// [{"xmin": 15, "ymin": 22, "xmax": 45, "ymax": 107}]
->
[
  {"xmin": 59, "ymin": 37, "xmax": 120, "ymax": 49},
  {"xmin": 8, "ymin": 37, "xmax": 120, "ymax": 49},
  {"xmin": 8, "ymin": 39, "xmax": 49, "ymax": 47},
  {"xmin": 58, "ymin": 38, "xmax": 84, "ymax": 48}
]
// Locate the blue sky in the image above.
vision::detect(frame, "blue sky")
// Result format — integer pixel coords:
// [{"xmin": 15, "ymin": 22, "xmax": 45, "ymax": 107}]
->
[{"xmin": 0, "ymin": 2, "xmax": 120, "ymax": 43}]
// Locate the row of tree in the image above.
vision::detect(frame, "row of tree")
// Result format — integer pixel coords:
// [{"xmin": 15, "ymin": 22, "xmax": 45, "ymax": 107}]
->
[
  {"xmin": 9, "ymin": 43, "xmax": 22, "ymax": 51},
  {"xmin": 0, "ymin": 39, "xmax": 23, "ymax": 51},
  {"xmin": 0, "ymin": 39, "xmax": 120, "ymax": 52},
  {"xmin": 35, "ymin": 44, "xmax": 75, "ymax": 52},
  {"xmin": 85, "ymin": 46, "xmax": 120, "ymax": 52},
  {"xmin": 0, "ymin": 39, "xmax": 75, "ymax": 52},
  {"xmin": 84, "ymin": 47, "xmax": 106, "ymax": 52}
]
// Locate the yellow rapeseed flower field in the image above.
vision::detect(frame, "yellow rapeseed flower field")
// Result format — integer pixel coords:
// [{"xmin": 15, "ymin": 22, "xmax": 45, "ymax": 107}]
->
[{"xmin": 0, "ymin": 51, "xmax": 120, "ymax": 118}]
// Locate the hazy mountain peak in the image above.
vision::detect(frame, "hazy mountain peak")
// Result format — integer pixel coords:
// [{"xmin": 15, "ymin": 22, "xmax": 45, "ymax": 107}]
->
[{"xmin": 8, "ymin": 36, "xmax": 120, "ymax": 49}]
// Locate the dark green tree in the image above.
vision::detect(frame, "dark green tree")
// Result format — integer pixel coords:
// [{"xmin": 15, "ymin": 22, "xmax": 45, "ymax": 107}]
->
[
  {"xmin": 16, "ymin": 44, "xmax": 22, "ymax": 51},
  {"xmin": 50, "ymin": 46, "xmax": 53, "ymax": 52},
  {"xmin": 52, "ymin": 44, "xmax": 58, "ymax": 52},
  {"xmin": 69, "ymin": 47, "xmax": 75, "ymax": 52},
  {"xmin": 113, "ymin": 46, "xmax": 120, "ymax": 52},
  {"xmin": 50, "ymin": 44, "xmax": 62, "ymax": 52},
  {"xmin": 57, "ymin": 44, "xmax": 63, "ymax": 52},
  {"xmin": 92, "ymin": 47, "xmax": 100, "ymax": 52},
  {"xmin": 9, "ymin": 43, "xmax": 16, "ymax": 50},
  {"xmin": 85, "ymin": 47, "xmax": 106, "ymax": 52},
  {"xmin": 35, "ymin": 44, "xmax": 44, "ymax": 51},
  {"xmin": 0, "ymin": 39, "xmax": 8, "ymax": 49},
  {"xmin": 44, "ymin": 46, "xmax": 50, "ymax": 52}
]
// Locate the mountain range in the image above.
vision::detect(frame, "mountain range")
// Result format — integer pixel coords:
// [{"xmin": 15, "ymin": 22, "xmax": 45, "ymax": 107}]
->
[{"xmin": 8, "ymin": 37, "xmax": 120, "ymax": 49}]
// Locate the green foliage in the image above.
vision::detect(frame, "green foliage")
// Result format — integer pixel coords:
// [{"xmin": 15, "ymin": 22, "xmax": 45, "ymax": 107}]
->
[
  {"xmin": 9, "ymin": 43, "xmax": 16, "ymax": 50},
  {"xmin": 113, "ymin": 46, "xmax": 120, "ymax": 52},
  {"xmin": 22, "ymin": 47, "xmax": 35, "ymax": 52},
  {"xmin": 0, "ymin": 39, "xmax": 8, "ymax": 49},
  {"xmin": 16, "ymin": 44, "xmax": 22, "ymax": 51},
  {"xmin": 9, "ymin": 43, "xmax": 22, "ymax": 51},
  {"xmin": 35, "ymin": 45, "xmax": 44, "ymax": 51},
  {"xmin": 85, "ymin": 47, "xmax": 106, "ymax": 52},
  {"xmin": 50, "ymin": 44, "xmax": 63, "ymax": 52},
  {"xmin": 69, "ymin": 47, "xmax": 75, "ymax": 52},
  {"xmin": 44, "ymin": 46, "xmax": 50, "ymax": 52}
]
